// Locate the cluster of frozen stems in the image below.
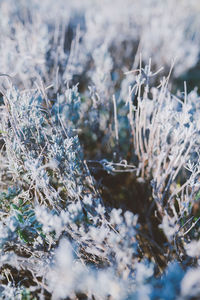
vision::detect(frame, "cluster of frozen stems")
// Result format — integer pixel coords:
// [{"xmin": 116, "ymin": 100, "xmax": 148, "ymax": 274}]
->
[{"xmin": 0, "ymin": 0, "xmax": 200, "ymax": 299}]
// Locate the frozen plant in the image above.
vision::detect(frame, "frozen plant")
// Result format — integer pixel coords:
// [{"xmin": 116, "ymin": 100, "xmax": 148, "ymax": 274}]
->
[{"xmin": 0, "ymin": 0, "xmax": 200, "ymax": 299}]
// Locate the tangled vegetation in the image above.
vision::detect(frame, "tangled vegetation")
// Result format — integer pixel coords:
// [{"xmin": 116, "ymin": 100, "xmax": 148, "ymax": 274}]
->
[{"xmin": 0, "ymin": 0, "xmax": 200, "ymax": 299}]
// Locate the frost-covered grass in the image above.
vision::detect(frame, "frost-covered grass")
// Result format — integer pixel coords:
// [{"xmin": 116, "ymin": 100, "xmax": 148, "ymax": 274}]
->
[{"xmin": 0, "ymin": 0, "xmax": 200, "ymax": 299}]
